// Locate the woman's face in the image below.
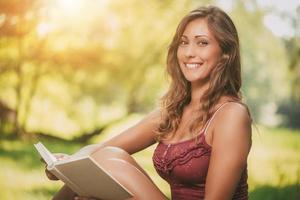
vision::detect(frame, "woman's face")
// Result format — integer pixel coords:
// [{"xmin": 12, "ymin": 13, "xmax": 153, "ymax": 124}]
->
[{"xmin": 177, "ymin": 18, "xmax": 222, "ymax": 85}]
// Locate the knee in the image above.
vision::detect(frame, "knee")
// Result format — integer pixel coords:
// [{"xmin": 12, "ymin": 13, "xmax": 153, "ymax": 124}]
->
[
  {"xmin": 101, "ymin": 146, "xmax": 129, "ymax": 155},
  {"xmin": 91, "ymin": 146, "xmax": 132, "ymax": 162},
  {"xmin": 100, "ymin": 146, "xmax": 130, "ymax": 158}
]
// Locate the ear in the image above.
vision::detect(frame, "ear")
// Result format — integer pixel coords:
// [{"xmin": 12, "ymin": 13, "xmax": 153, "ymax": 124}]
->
[
  {"xmin": 222, "ymin": 53, "xmax": 229, "ymax": 60},
  {"xmin": 218, "ymin": 53, "xmax": 229, "ymax": 64}
]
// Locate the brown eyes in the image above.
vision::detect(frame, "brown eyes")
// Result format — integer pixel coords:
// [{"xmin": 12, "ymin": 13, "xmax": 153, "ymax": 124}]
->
[
  {"xmin": 178, "ymin": 40, "xmax": 208, "ymax": 46},
  {"xmin": 198, "ymin": 41, "xmax": 208, "ymax": 46},
  {"xmin": 179, "ymin": 40, "xmax": 188, "ymax": 45}
]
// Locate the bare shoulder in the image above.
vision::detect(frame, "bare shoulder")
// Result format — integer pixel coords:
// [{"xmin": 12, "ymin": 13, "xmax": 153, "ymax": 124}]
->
[
  {"xmin": 212, "ymin": 102, "xmax": 252, "ymax": 147},
  {"xmin": 216, "ymin": 102, "xmax": 251, "ymax": 125},
  {"xmin": 205, "ymin": 102, "xmax": 252, "ymax": 200}
]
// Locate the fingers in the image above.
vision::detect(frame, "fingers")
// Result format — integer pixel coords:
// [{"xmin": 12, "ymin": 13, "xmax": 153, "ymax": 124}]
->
[
  {"xmin": 40, "ymin": 153, "xmax": 69, "ymax": 164},
  {"xmin": 45, "ymin": 168, "xmax": 59, "ymax": 180},
  {"xmin": 54, "ymin": 153, "xmax": 70, "ymax": 161},
  {"xmin": 41, "ymin": 153, "xmax": 69, "ymax": 181},
  {"xmin": 40, "ymin": 157, "xmax": 46, "ymax": 164},
  {"xmin": 40, "ymin": 156, "xmax": 58, "ymax": 180}
]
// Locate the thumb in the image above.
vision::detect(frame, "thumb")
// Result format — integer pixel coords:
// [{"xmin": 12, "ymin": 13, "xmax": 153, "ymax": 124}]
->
[{"xmin": 54, "ymin": 153, "xmax": 69, "ymax": 161}]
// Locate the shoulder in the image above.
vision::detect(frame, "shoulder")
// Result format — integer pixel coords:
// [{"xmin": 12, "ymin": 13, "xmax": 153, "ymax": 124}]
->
[
  {"xmin": 211, "ymin": 102, "xmax": 252, "ymax": 148},
  {"xmin": 205, "ymin": 102, "xmax": 252, "ymax": 200},
  {"xmin": 214, "ymin": 102, "xmax": 251, "ymax": 125}
]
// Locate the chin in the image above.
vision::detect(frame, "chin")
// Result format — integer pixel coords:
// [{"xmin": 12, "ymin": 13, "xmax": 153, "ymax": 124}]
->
[{"xmin": 184, "ymin": 73, "xmax": 207, "ymax": 83}]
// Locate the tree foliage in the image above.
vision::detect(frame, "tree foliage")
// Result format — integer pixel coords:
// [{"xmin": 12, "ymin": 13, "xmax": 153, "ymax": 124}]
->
[{"xmin": 0, "ymin": 0, "xmax": 297, "ymax": 140}]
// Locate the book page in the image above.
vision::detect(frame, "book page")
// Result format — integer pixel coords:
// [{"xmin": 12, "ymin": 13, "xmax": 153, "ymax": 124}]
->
[
  {"xmin": 71, "ymin": 144, "xmax": 100, "ymax": 158},
  {"xmin": 34, "ymin": 142, "xmax": 57, "ymax": 166}
]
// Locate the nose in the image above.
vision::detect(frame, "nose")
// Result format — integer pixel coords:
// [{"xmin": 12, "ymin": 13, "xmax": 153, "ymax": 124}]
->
[{"xmin": 184, "ymin": 44, "xmax": 196, "ymax": 58}]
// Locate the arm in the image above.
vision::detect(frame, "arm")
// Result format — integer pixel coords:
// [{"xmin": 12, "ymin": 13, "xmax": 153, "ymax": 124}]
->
[
  {"xmin": 205, "ymin": 103, "xmax": 252, "ymax": 200},
  {"xmin": 99, "ymin": 109, "xmax": 161, "ymax": 154},
  {"xmin": 82, "ymin": 109, "xmax": 161, "ymax": 155},
  {"xmin": 45, "ymin": 109, "xmax": 161, "ymax": 181}
]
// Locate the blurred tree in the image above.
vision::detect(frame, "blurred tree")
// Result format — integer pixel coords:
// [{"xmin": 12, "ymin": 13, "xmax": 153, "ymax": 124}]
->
[
  {"xmin": 0, "ymin": 0, "xmax": 202, "ymax": 140},
  {"xmin": 0, "ymin": 100, "xmax": 16, "ymax": 135},
  {"xmin": 229, "ymin": 0, "xmax": 289, "ymax": 125},
  {"xmin": 0, "ymin": 0, "xmax": 42, "ymax": 137},
  {"xmin": 0, "ymin": 0, "xmax": 294, "ymax": 141},
  {"xmin": 284, "ymin": 6, "xmax": 300, "ymax": 101},
  {"xmin": 277, "ymin": 5, "xmax": 300, "ymax": 128}
]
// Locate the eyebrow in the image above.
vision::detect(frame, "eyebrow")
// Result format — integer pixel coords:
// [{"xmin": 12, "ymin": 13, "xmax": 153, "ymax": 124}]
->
[{"xmin": 181, "ymin": 34, "xmax": 210, "ymax": 39}]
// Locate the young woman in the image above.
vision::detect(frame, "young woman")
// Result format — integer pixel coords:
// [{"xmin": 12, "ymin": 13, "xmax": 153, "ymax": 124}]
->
[{"xmin": 45, "ymin": 6, "xmax": 252, "ymax": 200}]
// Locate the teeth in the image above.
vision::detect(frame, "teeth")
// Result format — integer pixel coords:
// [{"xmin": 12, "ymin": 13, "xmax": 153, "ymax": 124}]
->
[{"xmin": 185, "ymin": 63, "xmax": 201, "ymax": 69}]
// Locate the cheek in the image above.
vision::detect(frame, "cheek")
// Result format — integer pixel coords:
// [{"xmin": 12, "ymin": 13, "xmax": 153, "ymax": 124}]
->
[
  {"xmin": 176, "ymin": 48, "xmax": 183, "ymax": 61},
  {"xmin": 204, "ymin": 49, "xmax": 222, "ymax": 64}
]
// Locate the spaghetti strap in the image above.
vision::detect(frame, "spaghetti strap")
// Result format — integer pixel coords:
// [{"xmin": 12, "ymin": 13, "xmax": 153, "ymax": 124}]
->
[{"xmin": 203, "ymin": 101, "xmax": 239, "ymax": 135}]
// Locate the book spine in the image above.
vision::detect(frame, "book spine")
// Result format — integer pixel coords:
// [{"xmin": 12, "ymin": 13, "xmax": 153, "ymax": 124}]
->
[{"xmin": 48, "ymin": 166, "xmax": 87, "ymax": 196}]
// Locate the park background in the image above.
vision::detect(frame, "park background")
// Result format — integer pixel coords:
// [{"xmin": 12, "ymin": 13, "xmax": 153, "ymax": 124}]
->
[{"xmin": 0, "ymin": 0, "xmax": 300, "ymax": 199}]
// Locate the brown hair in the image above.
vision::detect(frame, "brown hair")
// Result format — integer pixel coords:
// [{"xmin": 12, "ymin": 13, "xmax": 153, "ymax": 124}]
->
[{"xmin": 156, "ymin": 6, "xmax": 242, "ymax": 140}]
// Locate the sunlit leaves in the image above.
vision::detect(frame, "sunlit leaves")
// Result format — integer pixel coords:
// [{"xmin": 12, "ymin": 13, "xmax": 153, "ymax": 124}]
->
[{"xmin": 0, "ymin": 0, "xmax": 296, "ymax": 137}]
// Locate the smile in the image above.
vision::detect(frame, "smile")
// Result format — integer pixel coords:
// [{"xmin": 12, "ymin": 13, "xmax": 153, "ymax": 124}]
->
[{"xmin": 185, "ymin": 63, "xmax": 203, "ymax": 69}]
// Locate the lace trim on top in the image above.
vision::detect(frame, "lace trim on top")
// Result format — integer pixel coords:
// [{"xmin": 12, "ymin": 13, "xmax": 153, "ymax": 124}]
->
[
  {"xmin": 153, "ymin": 101, "xmax": 239, "ymax": 175},
  {"xmin": 153, "ymin": 133, "xmax": 211, "ymax": 175}
]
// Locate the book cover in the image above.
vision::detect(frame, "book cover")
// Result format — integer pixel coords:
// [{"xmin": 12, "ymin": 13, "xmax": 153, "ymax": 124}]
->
[{"xmin": 34, "ymin": 142, "xmax": 133, "ymax": 200}]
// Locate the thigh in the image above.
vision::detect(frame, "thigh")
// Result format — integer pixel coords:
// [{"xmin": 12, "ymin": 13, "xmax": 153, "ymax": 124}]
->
[{"xmin": 91, "ymin": 146, "xmax": 167, "ymax": 200}]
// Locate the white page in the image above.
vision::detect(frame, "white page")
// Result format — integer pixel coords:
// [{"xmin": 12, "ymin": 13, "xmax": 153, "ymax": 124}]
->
[{"xmin": 34, "ymin": 142, "xmax": 57, "ymax": 166}]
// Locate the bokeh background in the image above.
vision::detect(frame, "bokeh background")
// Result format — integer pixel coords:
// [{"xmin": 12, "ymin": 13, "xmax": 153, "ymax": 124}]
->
[{"xmin": 0, "ymin": 0, "xmax": 300, "ymax": 199}]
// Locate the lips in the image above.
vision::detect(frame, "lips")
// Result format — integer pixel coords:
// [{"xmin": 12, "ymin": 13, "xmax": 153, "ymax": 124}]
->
[{"xmin": 185, "ymin": 63, "xmax": 203, "ymax": 69}]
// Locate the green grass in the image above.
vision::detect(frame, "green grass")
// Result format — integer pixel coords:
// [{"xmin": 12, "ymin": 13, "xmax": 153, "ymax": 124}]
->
[
  {"xmin": 0, "ymin": 125, "xmax": 300, "ymax": 199},
  {"xmin": 247, "ymin": 127, "xmax": 300, "ymax": 200}
]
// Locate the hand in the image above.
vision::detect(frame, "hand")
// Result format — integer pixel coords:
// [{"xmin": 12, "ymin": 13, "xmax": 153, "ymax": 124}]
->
[
  {"xmin": 41, "ymin": 153, "xmax": 70, "ymax": 181},
  {"xmin": 74, "ymin": 196, "xmax": 100, "ymax": 200}
]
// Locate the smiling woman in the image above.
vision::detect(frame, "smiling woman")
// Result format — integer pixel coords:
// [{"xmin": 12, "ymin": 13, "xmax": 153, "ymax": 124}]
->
[
  {"xmin": 177, "ymin": 18, "xmax": 223, "ymax": 85},
  {"xmin": 43, "ymin": 5, "xmax": 252, "ymax": 200}
]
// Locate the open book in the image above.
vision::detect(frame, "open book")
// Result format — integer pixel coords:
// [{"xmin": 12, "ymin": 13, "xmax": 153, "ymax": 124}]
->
[{"xmin": 34, "ymin": 142, "xmax": 133, "ymax": 200}]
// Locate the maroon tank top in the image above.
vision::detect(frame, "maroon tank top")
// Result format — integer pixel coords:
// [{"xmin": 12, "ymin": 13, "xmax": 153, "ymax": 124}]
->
[{"xmin": 152, "ymin": 102, "xmax": 248, "ymax": 200}]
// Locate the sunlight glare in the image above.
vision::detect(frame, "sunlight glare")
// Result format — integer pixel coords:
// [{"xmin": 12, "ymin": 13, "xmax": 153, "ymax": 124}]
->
[
  {"xmin": 0, "ymin": 14, "xmax": 6, "ymax": 27},
  {"xmin": 37, "ymin": 22, "xmax": 51, "ymax": 38},
  {"xmin": 37, "ymin": 0, "xmax": 115, "ymax": 50},
  {"xmin": 263, "ymin": 14, "xmax": 294, "ymax": 38},
  {"xmin": 57, "ymin": 0, "xmax": 83, "ymax": 15}
]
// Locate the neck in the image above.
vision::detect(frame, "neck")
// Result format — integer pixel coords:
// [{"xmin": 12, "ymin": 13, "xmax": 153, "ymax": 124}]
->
[{"xmin": 189, "ymin": 81, "xmax": 210, "ymax": 108}]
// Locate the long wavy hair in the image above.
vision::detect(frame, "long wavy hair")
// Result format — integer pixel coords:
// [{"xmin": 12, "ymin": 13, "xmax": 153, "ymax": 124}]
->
[{"xmin": 156, "ymin": 6, "xmax": 242, "ymax": 140}]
